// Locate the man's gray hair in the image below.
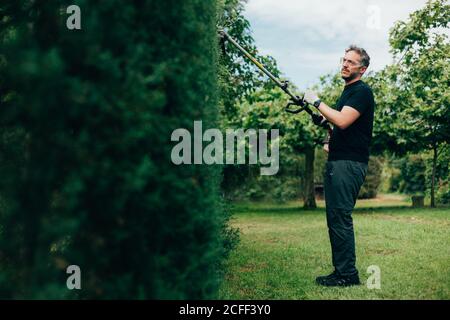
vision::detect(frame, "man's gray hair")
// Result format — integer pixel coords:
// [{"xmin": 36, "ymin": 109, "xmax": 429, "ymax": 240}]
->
[{"xmin": 346, "ymin": 45, "xmax": 370, "ymax": 68}]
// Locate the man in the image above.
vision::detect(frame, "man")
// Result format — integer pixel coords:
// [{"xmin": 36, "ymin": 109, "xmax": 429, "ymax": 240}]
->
[{"xmin": 303, "ymin": 45, "xmax": 375, "ymax": 287}]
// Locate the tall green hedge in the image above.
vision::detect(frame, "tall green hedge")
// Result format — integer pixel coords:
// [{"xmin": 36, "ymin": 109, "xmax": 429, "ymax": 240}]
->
[{"xmin": 0, "ymin": 0, "xmax": 235, "ymax": 299}]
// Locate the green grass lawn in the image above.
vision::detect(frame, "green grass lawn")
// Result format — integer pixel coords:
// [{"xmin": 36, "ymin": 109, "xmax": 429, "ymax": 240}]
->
[{"xmin": 219, "ymin": 194, "xmax": 450, "ymax": 300}]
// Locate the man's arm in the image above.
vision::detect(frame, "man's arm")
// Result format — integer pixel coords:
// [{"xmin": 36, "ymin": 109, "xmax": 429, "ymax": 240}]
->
[
  {"xmin": 304, "ymin": 90, "xmax": 361, "ymax": 130},
  {"xmin": 317, "ymin": 104, "xmax": 360, "ymax": 130}
]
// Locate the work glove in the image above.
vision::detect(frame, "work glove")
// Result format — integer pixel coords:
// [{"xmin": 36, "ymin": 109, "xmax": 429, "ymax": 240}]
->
[{"xmin": 303, "ymin": 90, "xmax": 320, "ymax": 106}]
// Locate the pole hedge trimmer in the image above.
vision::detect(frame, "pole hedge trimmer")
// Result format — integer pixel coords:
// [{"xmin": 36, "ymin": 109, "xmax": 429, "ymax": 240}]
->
[{"xmin": 218, "ymin": 29, "xmax": 332, "ymax": 134}]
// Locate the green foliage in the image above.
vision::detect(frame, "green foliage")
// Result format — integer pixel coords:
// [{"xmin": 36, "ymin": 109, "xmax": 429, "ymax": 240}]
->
[
  {"xmin": 246, "ymin": 186, "xmax": 266, "ymax": 201},
  {"xmin": 217, "ymin": 0, "xmax": 280, "ymax": 121},
  {"xmin": 217, "ymin": 0, "xmax": 298, "ymax": 203},
  {"xmin": 385, "ymin": 148, "xmax": 450, "ymax": 204},
  {"xmin": 272, "ymin": 178, "xmax": 301, "ymax": 204},
  {"xmin": 0, "ymin": 0, "xmax": 236, "ymax": 299},
  {"xmin": 365, "ymin": 66, "xmax": 413, "ymax": 156},
  {"xmin": 220, "ymin": 83, "xmax": 326, "ymax": 201},
  {"xmin": 387, "ymin": 165, "xmax": 402, "ymax": 193},
  {"xmin": 228, "ymin": 175, "xmax": 301, "ymax": 203},
  {"xmin": 237, "ymin": 87, "xmax": 324, "ymax": 152},
  {"xmin": 226, "ymin": 147, "xmax": 387, "ymax": 203},
  {"xmin": 362, "ymin": 0, "xmax": 450, "ymax": 206},
  {"xmin": 436, "ymin": 182, "xmax": 450, "ymax": 204},
  {"xmin": 315, "ymin": 72, "xmax": 343, "ymax": 109},
  {"xmin": 425, "ymin": 144, "xmax": 450, "ymax": 204},
  {"xmin": 397, "ymin": 155, "xmax": 427, "ymax": 194}
]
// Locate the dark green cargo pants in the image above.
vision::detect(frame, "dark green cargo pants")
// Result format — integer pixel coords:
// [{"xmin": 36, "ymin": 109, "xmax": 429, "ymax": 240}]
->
[{"xmin": 323, "ymin": 160, "xmax": 368, "ymax": 277}]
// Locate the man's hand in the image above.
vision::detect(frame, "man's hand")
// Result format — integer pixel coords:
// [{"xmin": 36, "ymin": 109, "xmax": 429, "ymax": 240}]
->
[
  {"xmin": 311, "ymin": 114, "xmax": 329, "ymax": 129},
  {"xmin": 303, "ymin": 90, "xmax": 320, "ymax": 106}
]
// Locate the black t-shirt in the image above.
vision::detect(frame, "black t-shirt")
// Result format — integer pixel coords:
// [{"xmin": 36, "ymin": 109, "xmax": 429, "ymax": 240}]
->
[{"xmin": 328, "ymin": 80, "xmax": 375, "ymax": 164}]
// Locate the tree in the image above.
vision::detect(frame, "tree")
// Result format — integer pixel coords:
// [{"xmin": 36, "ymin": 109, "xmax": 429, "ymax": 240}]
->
[
  {"xmin": 235, "ymin": 84, "xmax": 328, "ymax": 208},
  {"xmin": 388, "ymin": 0, "xmax": 450, "ymax": 207},
  {"xmin": 217, "ymin": 0, "xmax": 291, "ymax": 203},
  {"xmin": 217, "ymin": 0, "xmax": 281, "ymax": 122}
]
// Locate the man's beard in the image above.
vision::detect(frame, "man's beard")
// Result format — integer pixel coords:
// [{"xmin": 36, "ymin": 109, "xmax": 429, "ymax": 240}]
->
[{"xmin": 341, "ymin": 69, "xmax": 359, "ymax": 82}]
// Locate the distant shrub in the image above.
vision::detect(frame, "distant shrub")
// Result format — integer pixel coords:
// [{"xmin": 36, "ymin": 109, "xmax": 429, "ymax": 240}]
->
[{"xmin": 400, "ymin": 155, "xmax": 426, "ymax": 194}]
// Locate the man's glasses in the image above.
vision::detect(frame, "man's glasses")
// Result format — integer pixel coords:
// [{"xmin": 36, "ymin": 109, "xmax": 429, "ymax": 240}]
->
[{"xmin": 340, "ymin": 57, "xmax": 361, "ymax": 67}]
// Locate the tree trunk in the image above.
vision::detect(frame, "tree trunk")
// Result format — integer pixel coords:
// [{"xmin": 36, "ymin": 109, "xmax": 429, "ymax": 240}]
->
[
  {"xmin": 303, "ymin": 146, "xmax": 316, "ymax": 209},
  {"xmin": 431, "ymin": 144, "xmax": 437, "ymax": 208}
]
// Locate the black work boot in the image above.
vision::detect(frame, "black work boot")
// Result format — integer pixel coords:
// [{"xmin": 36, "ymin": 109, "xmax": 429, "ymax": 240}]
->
[
  {"xmin": 315, "ymin": 271, "xmax": 338, "ymax": 285},
  {"xmin": 317, "ymin": 273, "xmax": 361, "ymax": 287}
]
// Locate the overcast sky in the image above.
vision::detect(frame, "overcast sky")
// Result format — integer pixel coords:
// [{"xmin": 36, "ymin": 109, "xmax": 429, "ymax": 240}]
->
[{"xmin": 243, "ymin": 0, "xmax": 430, "ymax": 88}]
